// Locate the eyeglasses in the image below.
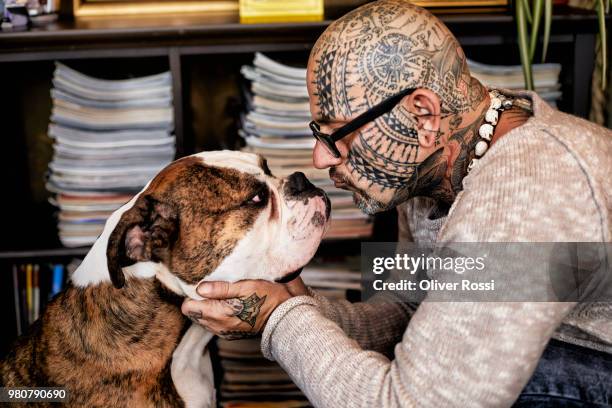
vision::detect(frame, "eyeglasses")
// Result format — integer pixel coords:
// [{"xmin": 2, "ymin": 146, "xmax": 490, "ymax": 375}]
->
[{"xmin": 309, "ymin": 88, "xmax": 417, "ymax": 158}]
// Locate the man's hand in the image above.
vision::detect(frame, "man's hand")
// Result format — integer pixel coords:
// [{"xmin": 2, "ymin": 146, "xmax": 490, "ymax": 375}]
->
[{"xmin": 181, "ymin": 277, "xmax": 308, "ymax": 340}]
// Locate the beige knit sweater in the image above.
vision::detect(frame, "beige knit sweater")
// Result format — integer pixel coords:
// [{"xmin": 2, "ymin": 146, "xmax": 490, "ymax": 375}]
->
[{"xmin": 260, "ymin": 91, "xmax": 612, "ymax": 407}]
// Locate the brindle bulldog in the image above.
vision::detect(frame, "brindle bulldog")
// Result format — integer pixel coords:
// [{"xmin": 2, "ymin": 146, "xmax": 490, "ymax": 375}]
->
[{"xmin": 0, "ymin": 151, "xmax": 330, "ymax": 408}]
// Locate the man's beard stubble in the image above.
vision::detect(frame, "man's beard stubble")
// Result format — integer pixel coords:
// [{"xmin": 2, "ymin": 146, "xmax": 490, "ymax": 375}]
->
[{"xmin": 329, "ymin": 167, "xmax": 389, "ymax": 215}]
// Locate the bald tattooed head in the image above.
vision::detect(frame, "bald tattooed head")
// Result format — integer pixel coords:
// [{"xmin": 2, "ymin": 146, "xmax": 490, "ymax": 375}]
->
[{"xmin": 307, "ymin": 0, "xmax": 488, "ymax": 213}]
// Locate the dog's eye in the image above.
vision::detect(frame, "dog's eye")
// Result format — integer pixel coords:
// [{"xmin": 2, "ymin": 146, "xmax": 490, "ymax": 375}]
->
[{"xmin": 244, "ymin": 187, "xmax": 268, "ymax": 207}]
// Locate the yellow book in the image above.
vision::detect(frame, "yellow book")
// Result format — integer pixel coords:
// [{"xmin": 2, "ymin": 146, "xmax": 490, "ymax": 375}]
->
[
  {"xmin": 26, "ymin": 264, "xmax": 32, "ymax": 325},
  {"xmin": 239, "ymin": 0, "xmax": 324, "ymax": 24}
]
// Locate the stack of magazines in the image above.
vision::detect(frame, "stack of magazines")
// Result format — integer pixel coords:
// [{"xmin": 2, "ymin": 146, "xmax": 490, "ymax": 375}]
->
[
  {"xmin": 240, "ymin": 53, "xmax": 373, "ymax": 240},
  {"xmin": 301, "ymin": 255, "xmax": 361, "ymax": 299},
  {"xmin": 217, "ymin": 337, "xmax": 309, "ymax": 408},
  {"xmin": 468, "ymin": 59, "xmax": 562, "ymax": 107},
  {"xmin": 46, "ymin": 63, "xmax": 175, "ymax": 247}
]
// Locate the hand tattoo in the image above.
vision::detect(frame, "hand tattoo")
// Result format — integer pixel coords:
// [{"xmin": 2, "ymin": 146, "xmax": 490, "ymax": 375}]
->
[{"xmin": 226, "ymin": 293, "xmax": 267, "ymax": 328}]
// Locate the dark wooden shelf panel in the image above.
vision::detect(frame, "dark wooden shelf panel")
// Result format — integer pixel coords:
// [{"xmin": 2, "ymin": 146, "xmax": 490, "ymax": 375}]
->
[
  {"xmin": 0, "ymin": 247, "xmax": 90, "ymax": 260},
  {"xmin": 0, "ymin": 6, "xmax": 600, "ymax": 61}
]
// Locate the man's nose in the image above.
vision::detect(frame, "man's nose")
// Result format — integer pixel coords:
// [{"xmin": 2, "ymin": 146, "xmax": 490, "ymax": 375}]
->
[
  {"xmin": 287, "ymin": 172, "xmax": 316, "ymax": 194},
  {"xmin": 312, "ymin": 140, "xmax": 345, "ymax": 169}
]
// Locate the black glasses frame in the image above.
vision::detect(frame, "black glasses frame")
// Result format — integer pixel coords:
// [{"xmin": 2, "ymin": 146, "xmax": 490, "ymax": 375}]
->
[{"xmin": 309, "ymin": 88, "xmax": 417, "ymax": 158}]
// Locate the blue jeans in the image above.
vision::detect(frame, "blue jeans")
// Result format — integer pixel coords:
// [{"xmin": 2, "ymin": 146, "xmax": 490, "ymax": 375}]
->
[{"xmin": 514, "ymin": 339, "xmax": 612, "ymax": 407}]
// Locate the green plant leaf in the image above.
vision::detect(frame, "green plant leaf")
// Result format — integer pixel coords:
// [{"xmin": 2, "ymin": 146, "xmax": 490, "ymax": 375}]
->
[
  {"xmin": 530, "ymin": 0, "xmax": 544, "ymax": 61},
  {"xmin": 517, "ymin": 0, "xmax": 535, "ymax": 89},
  {"xmin": 597, "ymin": 0, "xmax": 607, "ymax": 90},
  {"xmin": 541, "ymin": 0, "xmax": 552, "ymax": 62},
  {"xmin": 522, "ymin": 0, "xmax": 533, "ymax": 24}
]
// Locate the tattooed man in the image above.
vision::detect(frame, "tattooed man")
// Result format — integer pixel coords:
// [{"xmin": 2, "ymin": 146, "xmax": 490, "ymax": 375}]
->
[{"xmin": 183, "ymin": 1, "xmax": 612, "ymax": 406}]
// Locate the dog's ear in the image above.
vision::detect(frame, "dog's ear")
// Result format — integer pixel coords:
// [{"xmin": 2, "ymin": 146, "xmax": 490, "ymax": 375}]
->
[{"xmin": 106, "ymin": 194, "xmax": 178, "ymax": 288}]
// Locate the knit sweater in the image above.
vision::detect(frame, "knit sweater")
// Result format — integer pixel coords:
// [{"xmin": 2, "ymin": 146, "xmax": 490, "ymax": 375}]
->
[{"xmin": 260, "ymin": 91, "xmax": 612, "ymax": 407}]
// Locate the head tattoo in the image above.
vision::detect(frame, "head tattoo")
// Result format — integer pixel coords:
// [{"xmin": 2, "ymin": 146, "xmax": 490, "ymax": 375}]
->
[{"xmin": 309, "ymin": 0, "xmax": 488, "ymax": 210}]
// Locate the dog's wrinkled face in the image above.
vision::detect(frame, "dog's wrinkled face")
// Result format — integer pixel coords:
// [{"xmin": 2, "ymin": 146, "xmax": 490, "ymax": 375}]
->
[{"xmin": 105, "ymin": 151, "xmax": 330, "ymax": 296}]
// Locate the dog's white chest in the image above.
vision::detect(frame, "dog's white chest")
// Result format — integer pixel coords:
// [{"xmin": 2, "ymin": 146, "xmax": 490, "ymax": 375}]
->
[{"xmin": 171, "ymin": 324, "xmax": 216, "ymax": 408}]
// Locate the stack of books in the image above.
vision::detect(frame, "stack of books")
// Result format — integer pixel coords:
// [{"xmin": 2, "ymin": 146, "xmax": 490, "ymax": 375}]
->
[
  {"xmin": 301, "ymin": 255, "xmax": 361, "ymax": 300},
  {"xmin": 468, "ymin": 59, "xmax": 562, "ymax": 107},
  {"xmin": 46, "ymin": 63, "xmax": 175, "ymax": 247},
  {"xmin": 217, "ymin": 337, "xmax": 309, "ymax": 407},
  {"xmin": 240, "ymin": 53, "xmax": 373, "ymax": 240}
]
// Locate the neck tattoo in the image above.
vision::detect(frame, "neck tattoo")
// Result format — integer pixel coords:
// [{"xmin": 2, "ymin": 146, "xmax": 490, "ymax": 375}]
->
[{"xmin": 467, "ymin": 90, "xmax": 514, "ymax": 173}]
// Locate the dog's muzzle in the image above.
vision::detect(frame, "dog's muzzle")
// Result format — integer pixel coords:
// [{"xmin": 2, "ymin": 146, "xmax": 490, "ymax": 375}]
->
[{"xmin": 285, "ymin": 172, "xmax": 331, "ymax": 219}]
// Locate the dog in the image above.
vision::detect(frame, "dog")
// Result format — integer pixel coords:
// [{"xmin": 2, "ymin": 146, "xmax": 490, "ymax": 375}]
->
[{"xmin": 0, "ymin": 150, "xmax": 330, "ymax": 407}]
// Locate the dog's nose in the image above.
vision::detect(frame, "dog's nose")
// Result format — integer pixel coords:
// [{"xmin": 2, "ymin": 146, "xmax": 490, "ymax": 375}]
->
[{"xmin": 287, "ymin": 172, "xmax": 316, "ymax": 193}]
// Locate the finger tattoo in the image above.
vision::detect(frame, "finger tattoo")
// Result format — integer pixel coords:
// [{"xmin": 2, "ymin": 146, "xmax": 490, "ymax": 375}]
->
[{"xmin": 187, "ymin": 311, "xmax": 203, "ymax": 323}]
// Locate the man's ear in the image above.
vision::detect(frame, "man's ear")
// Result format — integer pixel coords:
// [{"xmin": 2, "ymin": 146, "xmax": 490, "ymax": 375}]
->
[
  {"xmin": 106, "ymin": 194, "xmax": 178, "ymax": 289},
  {"xmin": 403, "ymin": 88, "xmax": 441, "ymax": 148}
]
